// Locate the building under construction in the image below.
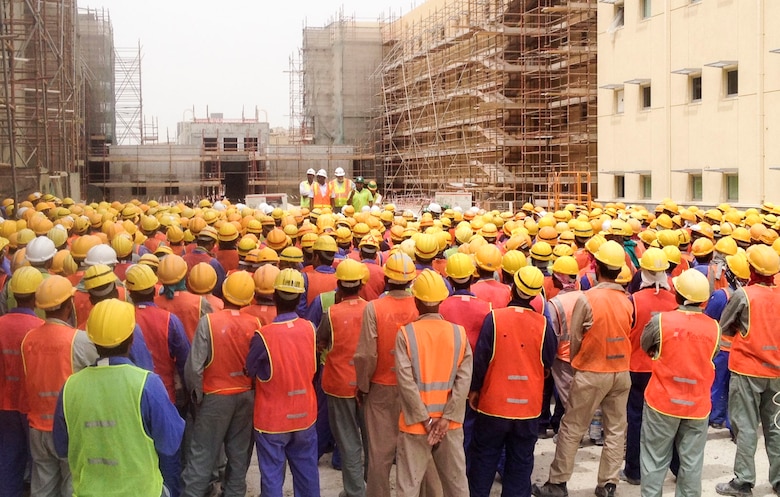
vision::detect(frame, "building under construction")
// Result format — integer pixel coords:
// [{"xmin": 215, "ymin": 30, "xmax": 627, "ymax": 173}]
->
[{"xmin": 375, "ymin": 0, "xmax": 597, "ymax": 208}]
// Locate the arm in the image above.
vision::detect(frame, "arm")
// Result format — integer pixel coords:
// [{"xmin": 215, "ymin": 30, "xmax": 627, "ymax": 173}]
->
[
  {"xmin": 296, "ymin": 273, "xmax": 310, "ymax": 318},
  {"xmin": 703, "ymin": 290, "xmax": 727, "ymax": 321},
  {"xmin": 129, "ymin": 325, "xmax": 155, "ymax": 372},
  {"xmin": 306, "ymin": 295, "xmax": 324, "ymax": 328},
  {"xmin": 442, "ymin": 328, "xmax": 472, "ymax": 424},
  {"xmin": 53, "ymin": 391, "xmax": 68, "ymax": 458},
  {"xmin": 184, "ymin": 316, "xmax": 212, "ymax": 404},
  {"xmin": 541, "ymin": 311, "xmax": 558, "ymax": 369},
  {"xmin": 568, "ymin": 294, "xmax": 592, "ymax": 360},
  {"xmin": 246, "ymin": 332, "xmax": 272, "ymax": 382},
  {"xmin": 470, "ymin": 312, "xmax": 494, "ymax": 394},
  {"xmin": 640, "ymin": 313, "xmax": 662, "ymax": 359},
  {"xmin": 394, "ymin": 328, "xmax": 431, "ymax": 426},
  {"xmin": 316, "ymin": 310, "xmax": 333, "ymax": 353},
  {"xmin": 353, "ymin": 303, "xmax": 378, "ymax": 393},
  {"xmin": 140, "ymin": 373, "xmax": 185, "ymax": 456},
  {"xmin": 718, "ymin": 288, "xmax": 748, "ymax": 337},
  {"xmin": 167, "ymin": 314, "xmax": 191, "ymax": 388},
  {"xmin": 210, "ymin": 260, "xmax": 226, "ymax": 299}
]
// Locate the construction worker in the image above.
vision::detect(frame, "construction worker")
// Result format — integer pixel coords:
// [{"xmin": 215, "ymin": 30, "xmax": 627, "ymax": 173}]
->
[
  {"xmin": 357, "ymin": 234, "xmax": 385, "ymax": 301},
  {"xmin": 246, "ymin": 268, "xmax": 320, "ymax": 497},
  {"xmin": 472, "ymin": 244, "xmax": 511, "ymax": 308},
  {"xmin": 0, "ymin": 235, "xmax": 54, "ymax": 316},
  {"xmin": 691, "ymin": 237, "xmax": 715, "ymax": 277},
  {"xmin": 187, "ymin": 262, "xmax": 225, "ymax": 312},
  {"xmin": 639, "ymin": 269, "xmax": 718, "ymax": 497},
  {"xmin": 300, "ymin": 168, "xmax": 316, "ymax": 208},
  {"xmin": 621, "ymin": 247, "xmax": 678, "ymax": 486},
  {"xmin": 533, "ymin": 241, "xmax": 633, "ymax": 497},
  {"xmin": 216, "ymin": 223, "xmax": 240, "ymax": 272},
  {"xmin": 367, "ymin": 180, "xmax": 382, "ymax": 207},
  {"xmin": 468, "ymin": 266, "xmax": 556, "ymax": 497},
  {"xmin": 52, "ymin": 299, "xmax": 185, "ymax": 497},
  {"xmin": 394, "ymin": 269, "xmax": 472, "ymax": 497},
  {"xmin": 708, "ymin": 236, "xmax": 739, "ymax": 293},
  {"xmin": 317, "ymin": 259, "xmax": 369, "ymax": 497},
  {"xmin": 347, "ymin": 176, "xmax": 374, "ymax": 213},
  {"xmin": 72, "ymin": 243, "xmax": 124, "ymax": 325},
  {"xmin": 241, "ymin": 264, "xmax": 280, "ymax": 325},
  {"xmin": 715, "ymin": 245, "xmax": 780, "ymax": 497},
  {"xmin": 111, "ymin": 233, "xmax": 135, "ymax": 280},
  {"xmin": 298, "ymin": 234, "xmax": 338, "ymax": 317},
  {"xmin": 330, "ymin": 167, "xmax": 354, "ymax": 213},
  {"xmin": 312, "ymin": 169, "xmax": 332, "ymax": 210},
  {"xmin": 155, "ymin": 254, "xmax": 213, "ymax": 343},
  {"xmin": 182, "ymin": 271, "xmax": 260, "ymax": 497},
  {"xmin": 182, "ymin": 226, "xmax": 226, "ymax": 299},
  {"xmin": 22, "ymin": 275, "xmax": 98, "ymax": 497},
  {"xmin": 0, "ymin": 268, "xmax": 45, "ymax": 497}
]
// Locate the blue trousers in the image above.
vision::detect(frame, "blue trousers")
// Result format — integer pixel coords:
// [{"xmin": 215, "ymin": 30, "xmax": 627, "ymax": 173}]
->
[
  {"xmin": 624, "ymin": 371, "xmax": 650, "ymax": 481},
  {"xmin": 159, "ymin": 447, "xmax": 182, "ymax": 497},
  {"xmin": 255, "ymin": 426, "xmax": 320, "ymax": 497},
  {"xmin": 314, "ymin": 366, "xmax": 340, "ymax": 466},
  {"xmin": 0, "ymin": 410, "xmax": 29, "ymax": 497},
  {"xmin": 467, "ymin": 413, "xmax": 538, "ymax": 497},
  {"xmin": 710, "ymin": 350, "xmax": 731, "ymax": 428}
]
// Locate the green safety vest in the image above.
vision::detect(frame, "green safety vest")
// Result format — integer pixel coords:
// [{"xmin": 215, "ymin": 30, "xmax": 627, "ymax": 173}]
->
[{"xmin": 62, "ymin": 363, "xmax": 162, "ymax": 497}]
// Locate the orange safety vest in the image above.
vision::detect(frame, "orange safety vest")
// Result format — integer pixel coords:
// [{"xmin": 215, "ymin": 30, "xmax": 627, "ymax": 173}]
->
[
  {"xmin": 0, "ymin": 312, "xmax": 44, "ymax": 412},
  {"xmin": 439, "ymin": 294, "xmax": 492, "ymax": 352},
  {"xmin": 134, "ymin": 304, "xmax": 176, "ymax": 403},
  {"xmin": 370, "ymin": 294, "xmax": 419, "ymax": 386},
  {"xmin": 312, "ymin": 183, "xmax": 331, "ymax": 209},
  {"xmin": 204, "ymin": 294, "xmax": 224, "ymax": 312},
  {"xmin": 570, "ymin": 287, "xmax": 633, "ymax": 373},
  {"xmin": 707, "ymin": 262, "xmax": 729, "ymax": 294},
  {"xmin": 477, "ymin": 307, "xmax": 546, "ymax": 419},
  {"xmin": 253, "ymin": 317, "xmax": 317, "ymax": 433},
  {"xmin": 578, "ymin": 266, "xmax": 597, "ymax": 289},
  {"xmin": 629, "ymin": 288, "xmax": 677, "ymax": 373},
  {"xmin": 305, "ymin": 270, "xmax": 337, "ymax": 306},
  {"xmin": 432, "ymin": 258, "xmax": 448, "ymax": 278},
  {"xmin": 322, "ymin": 297, "xmax": 368, "ymax": 398},
  {"xmin": 21, "ymin": 322, "xmax": 79, "ymax": 431},
  {"xmin": 717, "ymin": 287, "xmax": 734, "ymax": 352},
  {"xmin": 549, "ymin": 291, "xmax": 580, "ymax": 363},
  {"xmin": 671, "ymin": 257, "xmax": 690, "ymax": 277},
  {"xmin": 729, "ymin": 285, "xmax": 780, "ymax": 378},
  {"xmin": 241, "ymin": 303, "xmax": 277, "ymax": 326},
  {"xmin": 114, "ymin": 262, "xmax": 132, "ymax": 282},
  {"xmin": 154, "ymin": 291, "xmax": 205, "ymax": 343},
  {"xmin": 398, "ymin": 319, "xmax": 467, "ymax": 434},
  {"xmin": 202, "ymin": 310, "xmax": 259, "ymax": 395},
  {"xmin": 471, "ymin": 279, "xmax": 511, "ymax": 309},
  {"xmin": 645, "ymin": 310, "xmax": 719, "ymax": 419},
  {"xmin": 216, "ymin": 249, "xmax": 239, "ymax": 273},
  {"xmin": 358, "ymin": 261, "xmax": 385, "ymax": 302},
  {"xmin": 74, "ymin": 286, "xmax": 128, "ymax": 328},
  {"xmin": 543, "ymin": 276, "xmax": 559, "ymax": 300}
]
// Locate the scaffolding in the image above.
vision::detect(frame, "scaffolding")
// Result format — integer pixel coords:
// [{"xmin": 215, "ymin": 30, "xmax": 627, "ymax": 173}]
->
[
  {"xmin": 115, "ymin": 42, "xmax": 143, "ymax": 146},
  {"xmin": 376, "ymin": 0, "xmax": 596, "ymax": 209}
]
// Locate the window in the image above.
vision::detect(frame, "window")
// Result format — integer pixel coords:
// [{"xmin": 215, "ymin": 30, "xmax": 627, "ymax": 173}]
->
[
  {"xmin": 641, "ymin": 0, "xmax": 651, "ymax": 19},
  {"xmin": 640, "ymin": 175, "xmax": 652, "ymax": 199},
  {"xmin": 726, "ymin": 69, "xmax": 738, "ymax": 96},
  {"xmin": 223, "ymin": 137, "xmax": 238, "ymax": 151},
  {"xmin": 244, "ymin": 137, "xmax": 258, "ymax": 151},
  {"xmin": 690, "ymin": 174, "xmax": 703, "ymax": 201},
  {"xmin": 131, "ymin": 186, "xmax": 147, "ymax": 196},
  {"xmin": 615, "ymin": 175, "xmax": 625, "ymax": 198},
  {"xmin": 164, "ymin": 186, "xmax": 180, "ymax": 196},
  {"xmin": 641, "ymin": 85, "xmax": 651, "ymax": 109},
  {"xmin": 726, "ymin": 174, "xmax": 739, "ymax": 201},
  {"xmin": 203, "ymin": 137, "xmax": 218, "ymax": 151},
  {"xmin": 691, "ymin": 75, "xmax": 702, "ymax": 102},
  {"xmin": 615, "ymin": 88, "xmax": 625, "ymax": 114}
]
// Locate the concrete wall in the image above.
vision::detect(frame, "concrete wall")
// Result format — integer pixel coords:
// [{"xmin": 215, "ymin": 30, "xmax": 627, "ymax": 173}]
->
[{"xmin": 176, "ymin": 120, "xmax": 270, "ymax": 149}]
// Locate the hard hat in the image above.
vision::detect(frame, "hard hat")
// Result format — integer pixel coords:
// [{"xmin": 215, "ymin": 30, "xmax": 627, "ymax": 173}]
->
[
  {"xmin": 501, "ymin": 250, "xmax": 527, "ymax": 275},
  {"xmin": 639, "ymin": 247, "xmax": 670, "ymax": 272},
  {"xmin": 672, "ymin": 269, "xmax": 711, "ymax": 303},
  {"xmin": 218, "ymin": 223, "xmax": 239, "ymax": 242},
  {"xmin": 529, "ymin": 241, "xmax": 554, "ymax": 262},
  {"xmin": 25, "ymin": 236, "xmax": 57, "ymax": 263},
  {"xmin": 167, "ymin": 225, "xmax": 185, "ymax": 244},
  {"xmin": 237, "ymin": 236, "xmax": 258, "ymax": 256},
  {"xmin": 271, "ymin": 208, "xmax": 284, "ymax": 220},
  {"xmin": 656, "ymin": 230, "xmax": 679, "ymax": 248},
  {"xmin": 656, "ymin": 214, "xmax": 673, "ymax": 230},
  {"xmin": 384, "ymin": 252, "xmax": 416, "ymax": 284},
  {"xmin": 552, "ymin": 255, "xmax": 579, "ymax": 276},
  {"xmin": 714, "ymin": 236, "xmax": 738, "ymax": 257},
  {"xmin": 111, "ymin": 234, "xmax": 134, "ymax": 259},
  {"xmin": 316, "ymin": 169, "xmax": 328, "ymax": 178},
  {"xmin": 358, "ymin": 234, "xmax": 380, "ymax": 253},
  {"xmin": 283, "ymin": 224, "xmax": 299, "ymax": 238},
  {"xmin": 188, "ymin": 262, "xmax": 218, "ymax": 294},
  {"xmin": 197, "ymin": 226, "xmax": 219, "ymax": 243},
  {"xmin": 514, "ymin": 266, "xmax": 544, "ymax": 297},
  {"xmin": 124, "ymin": 263, "xmax": 159, "ymax": 292},
  {"xmin": 662, "ymin": 245, "xmax": 682, "ymax": 265},
  {"xmin": 731, "ymin": 227, "xmax": 751, "ymax": 244},
  {"xmin": 274, "ymin": 268, "xmax": 306, "ymax": 298},
  {"xmin": 445, "ymin": 253, "xmax": 476, "ymax": 283},
  {"xmin": 725, "ymin": 252, "xmax": 750, "ymax": 280},
  {"xmin": 35, "ymin": 274, "xmax": 76, "ymax": 310},
  {"xmin": 414, "ymin": 234, "xmax": 439, "ymax": 260},
  {"xmin": 677, "ymin": 229, "xmax": 691, "ymax": 246},
  {"xmin": 138, "ymin": 253, "xmax": 160, "ymax": 270},
  {"xmin": 45, "ymin": 227, "xmax": 68, "ymax": 250},
  {"xmin": 428, "ymin": 203, "xmax": 442, "ymax": 215},
  {"xmin": 334, "ymin": 167, "xmax": 346, "ymax": 177},
  {"xmin": 141, "ymin": 215, "xmax": 160, "ymax": 232},
  {"xmin": 51, "ymin": 250, "xmax": 78, "ymax": 276},
  {"xmin": 367, "ymin": 180, "xmax": 378, "ymax": 191},
  {"xmin": 253, "ymin": 264, "xmax": 280, "ymax": 295},
  {"xmin": 474, "ymin": 244, "xmax": 502, "ymax": 271},
  {"xmin": 306, "ymin": 168, "xmax": 316, "ymax": 175},
  {"xmin": 265, "ymin": 228, "xmax": 288, "ymax": 251},
  {"xmin": 335, "ymin": 226, "xmax": 352, "ymax": 244},
  {"xmin": 480, "ymin": 223, "xmax": 498, "ymax": 239},
  {"xmin": 352, "ymin": 222, "xmax": 370, "ymax": 238},
  {"xmin": 552, "ymin": 244, "xmax": 574, "ymax": 258},
  {"xmin": 222, "ymin": 271, "xmax": 255, "ymax": 306},
  {"xmin": 746, "ymin": 244, "xmax": 780, "ymax": 276},
  {"xmin": 311, "ymin": 234, "xmax": 337, "ymax": 253},
  {"xmin": 300, "ymin": 232, "xmax": 318, "ymax": 249},
  {"xmin": 83, "ymin": 264, "xmax": 118, "ymax": 292},
  {"xmin": 157, "ymin": 254, "xmax": 187, "ymax": 285},
  {"xmin": 279, "ymin": 246, "xmax": 304, "ymax": 263},
  {"xmin": 85, "ymin": 244, "xmax": 118, "ymax": 266},
  {"xmin": 87, "ymin": 299, "xmax": 136, "ymax": 347},
  {"xmin": 71, "ymin": 235, "xmax": 102, "ymax": 260},
  {"xmin": 9, "ymin": 266, "xmax": 44, "ymax": 296},
  {"xmin": 616, "ymin": 265, "xmax": 632, "ymax": 285},
  {"xmin": 691, "ymin": 238, "xmax": 714, "ymax": 257},
  {"xmin": 594, "ymin": 240, "xmax": 626, "ymax": 270},
  {"xmin": 335, "ymin": 259, "xmax": 367, "ymax": 287},
  {"xmin": 537, "ymin": 226, "xmax": 558, "ymax": 245},
  {"xmin": 410, "ymin": 269, "xmax": 449, "ymax": 304},
  {"xmin": 16, "ymin": 228, "xmax": 36, "ymax": 246}
]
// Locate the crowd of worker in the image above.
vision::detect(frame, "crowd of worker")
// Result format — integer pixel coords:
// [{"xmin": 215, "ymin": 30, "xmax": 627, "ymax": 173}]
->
[{"xmin": 0, "ymin": 182, "xmax": 779, "ymax": 497}]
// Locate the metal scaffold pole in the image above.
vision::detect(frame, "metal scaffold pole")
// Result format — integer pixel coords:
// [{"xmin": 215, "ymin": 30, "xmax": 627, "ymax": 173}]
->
[{"xmin": 0, "ymin": 7, "xmax": 19, "ymax": 208}]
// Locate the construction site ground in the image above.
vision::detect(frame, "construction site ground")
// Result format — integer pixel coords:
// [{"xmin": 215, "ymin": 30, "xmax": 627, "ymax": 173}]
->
[{"xmin": 244, "ymin": 426, "xmax": 776, "ymax": 496}]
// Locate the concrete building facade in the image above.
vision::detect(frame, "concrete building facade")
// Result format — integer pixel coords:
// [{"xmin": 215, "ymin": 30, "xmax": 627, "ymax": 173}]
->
[{"xmin": 597, "ymin": 0, "xmax": 780, "ymax": 207}]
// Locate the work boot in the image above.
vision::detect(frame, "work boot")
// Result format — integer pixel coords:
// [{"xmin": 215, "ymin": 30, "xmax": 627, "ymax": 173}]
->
[
  {"xmin": 619, "ymin": 469, "xmax": 640, "ymax": 485},
  {"xmin": 595, "ymin": 483, "xmax": 616, "ymax": 497},
  {"xmin": 715, "ymin": 479, "xmax": 753, "ymax": 497},
  {"xmin": 531, "ymin": 481, "xmax": 568, "ymax": 497}
]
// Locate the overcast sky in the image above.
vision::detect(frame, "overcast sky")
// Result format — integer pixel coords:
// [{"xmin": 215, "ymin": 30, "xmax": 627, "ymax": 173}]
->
[{"xmin": 89, "ymin": 1, "xmax": 417, "ymax": 141}]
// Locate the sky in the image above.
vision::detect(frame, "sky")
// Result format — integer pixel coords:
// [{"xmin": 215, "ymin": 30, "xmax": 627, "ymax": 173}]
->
[{"xmin": 89, "ymin": 1, "xmax": 418, "ymax": 141}]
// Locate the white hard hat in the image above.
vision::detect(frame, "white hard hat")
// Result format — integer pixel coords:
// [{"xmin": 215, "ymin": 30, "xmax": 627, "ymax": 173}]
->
[
  {"xmin": 317, "ymin": 169, "xmax": 327, "ymax": 178},
  {"xmin": 235, "ymin": 203, "xmax": 246, "ymax": 211},
  {"xmin": 428, "ymin": 203, "xmax": 442, "ymax": 214},
  {"xmin": 361, "ymin": 206, "xmax": 371, "ymax": 212},
  {"xmin": 453, "ymin": 206, "xmax": 463, "ymax": 213},
  {"xmin": 306, "ymin": 168, "xmax": 316, "ymax": 175},
  {"xmin": 25, "ymin": 236, "xmax": 57, "ymax": 263},
  {"xmin": 334, "ymin": 167, "xmax": 345, "ymax": 177},
  {"xmin": 213, "ymin": 201, "xmax": 226, "ymax": 211},
  {"xmin": 370, "ymin": 205, "xmax": 381, "ymax": 214},
  {"xmin": 84, "ymin": 244, "xmax": 118, "ymax": 266}
]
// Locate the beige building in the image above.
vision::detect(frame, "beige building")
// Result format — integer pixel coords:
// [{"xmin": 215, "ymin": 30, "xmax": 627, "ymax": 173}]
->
[{"xmin": 597, "ymin": 0, "xmax": 780, "ymax": 207}]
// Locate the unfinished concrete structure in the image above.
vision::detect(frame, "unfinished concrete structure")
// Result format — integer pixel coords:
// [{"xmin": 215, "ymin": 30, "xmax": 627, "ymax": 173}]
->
[{"xmin": 376, "ymin": 0, "xmax": 597, "ymax": 208}]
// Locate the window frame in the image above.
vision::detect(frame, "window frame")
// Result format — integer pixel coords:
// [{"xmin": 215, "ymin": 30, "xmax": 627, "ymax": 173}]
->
[
  {"xmin": 726, "ymin": 69, "xmax": 738, "ymax": 97},
  {"xmin": 640, "ymin": 84, "xmax": 652, "ymax": 109},
  {"xmin": 640, "ymin": 175, "xmax": 652, "ymax": 199},
  {"xmin": 614, "ymin": 175, "xmax": 626, "ymax": 199},
  {"xmin": 690, "ymin": 174, "xmax": 703, "ymax": 201},
  {"xmin": 725, "ymin": 174, "xmax": 739, "ymax": 202},
  {"xmin": 690, "ymin": 74, "xmax": 703, "ymax": 103},
  {"xmin": 615, "ymin": 88, "xmax": 625, "ymax": 114}
]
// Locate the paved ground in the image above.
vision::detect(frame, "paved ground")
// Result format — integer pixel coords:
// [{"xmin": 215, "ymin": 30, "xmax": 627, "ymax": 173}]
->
[{"xmin": 244, "ymin": 425, "xmax": 777, "ymax": 496}]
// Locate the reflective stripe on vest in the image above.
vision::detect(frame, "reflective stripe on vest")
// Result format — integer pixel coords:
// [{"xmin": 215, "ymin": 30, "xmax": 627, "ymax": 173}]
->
[
  {"xmin": 729, "ymin": 285, "xmax": 780, "ymax": 378},
  {"xmin": 645, "ymin": 311, "xmax": 719, "ymax": 418},
  {"xmin": 570, "ymin": 288, "xmax": 633, "ymax": 373},
  {"xmin": 203, "ymin": 310, "xmax": 258, "ymax": 395},
  {"xmin": 370, "ymin": 296, "xmax": 419, "ymax": 386},
  {"xmin": 322, "ymin": 298, "xmax": 368, "ymax": 398},
  {"xmin": 330, "ymin": 179, "xmax": 353, "ymax": 207},
  {"xmin": 718, "ymin": 287, "xmax": 734, "ymax": 351},
  {"xmin": 305, "ymin": 271, "xmax": 337, "ymax": 306},
  {"xmin": 629, "ymin": 288, "xmax": 677, "ymax": 373},
  {"xmin": 312, "ymin": 183, "xmax": 331, "ymax": 209}
]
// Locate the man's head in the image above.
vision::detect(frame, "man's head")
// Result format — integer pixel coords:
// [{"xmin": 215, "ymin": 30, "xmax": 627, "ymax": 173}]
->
[
  {"xmin": 306, "ymin": 168, "xmax": 316, "ymax": 182},
  {"xmin": 335, "ymin": 167, "xmax": 346, "ymax": 183},
  {"xmin": 84, "ymin": 263, "xmax": 119, "ymax": 305},
  {"xmin": 35, "ymin": 275, "xmax": 76, "ymax": 321},
  {"xmin": 316, "ymin": 169, "xmax": 327, "ymax": 185},
  {"xmin": 410, "ymin": 269, "xmax": 449, "ymax": 314},
  {"xmin": 125, "ymin": 263, "xmax": 158, "ymax": 304},
  {"xmin": 593, "ymin": 240, "xmax": 626, "ymax": 282},
  {"xmin": 273, "ymin": 268, "xmax": 305, "ymax": 313},
  {"xmin": 355, "ymin": 176, "xmax": 364, "ymax": 191},
  {"xmin": 10, "ymin": 266, "xmax": 44, "ymax": 309},
  {"xmin": 87, "ymin": 298, "xmax": 136, "ymax": 357}
]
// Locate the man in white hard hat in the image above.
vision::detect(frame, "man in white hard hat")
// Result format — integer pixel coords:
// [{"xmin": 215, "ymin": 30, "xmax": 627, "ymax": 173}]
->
[
  {"xmin": 300, "ymin": 168, "xmax": 316, "ymax": 209},
  {"xmin": 329, "ymin": 167, "xmax": 354, "ymax": 214},
  {"xmin": 313, "ymin": 169, "xmax": 332, "ymax": 210}
]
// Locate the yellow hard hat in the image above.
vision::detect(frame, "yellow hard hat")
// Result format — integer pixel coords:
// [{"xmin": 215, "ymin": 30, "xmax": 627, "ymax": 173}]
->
[
  {"xmin": 616, "ymin": 265, "xmax": 633, "ymax": 285},
  {"xmin": 71, "ymin": 235, "xmax": 102, "ymax": 260},
  {"xmin": 501, "ymin": 250, "xmax": 527, "ymax": 275},
  {"xmin": 335, "ymin": 259, "xmax": 367, "ymax": 287},
  {"xmin": 474, "ymin": 243, "xmax": 502, "ymax": 271},
  {"xmin": 218, "ymin": 223, "xmax": 239, "ymax": 242},
  {"xmin": 10, "ymin": 266, "xmax": 44, "ymax": 295},
  {"xmin": 639, "ymin": 247, "xmax": 670, "ymax": 272},
  {"xmin": 83, "ymin": 264, "xmax": 118, "ymax": 292},
  {"xmin": 51, "ymin": 250, "xmax": 78, "ymax": 276},
  {"xmin": 410, "ymin": 269, "xmax": 449, "ymax": 304},
  {"xmin": 691, "ymin": 238, "xmax": 714, "ymax": 257},
  {"xmin": 656, "ymin": 230, "xmax": 680, "ymax": 248},
  {"xmin": 714, "ymin": 236, "xmax": 738, "ymax": 257},
  {"xmin": 746, "ymin": 244, "xmax": 780, "ymax": 276},
  {"xmin": 537, "ymin": 226, "xmax": 559, "ymax": 245},
  {"xmin": 222, "ymin": 271, "xmax": 255, "ymax": 306},
  {"xmin": 237, "ymin": 236, "xmax": 258, "ymax": 256},
  {"xmin": 414, "ymin": 234, "xmax": 439, "ymax": 260},
  {"xmin": 283, "ymin": 224, "xmax": 298, "ymax": 238},
  {"xmin": 274, "ymin": 268, "xmax": 306, "ymax": 297},
  {"xmin": 300, "ymin": 232, "xmax": 319, "ymax": 250},
  {"xmin": 552, "ymin": 243, "xmax": 574, "ymax": 259},
  {"xmin": 138, "ymin": 253, "xmax": 160, "ymax": 270},
  {"xmin": 279, "ymin": 246, "xmax": 304, "ymax": 263},
  {"xmin": 35, "ymin": 274, "xmax": 76, "ymax": 310},
  {"xmin": 157, "ymin": 254, "xmax": 187, "ymax": 285},
  {"xmin": 551, "ymin": 255, "xmax": 579, "ymax": 276},
  {"xmin": 265, "ymin": 228, "xmax": 288, "ymax": 251},
  {"xmin": 87, "ymin": 299, "xmax": 136, "ymax": 347},
  {"xmin": 383, "ymin": 252, "xmax": 416, "ymax": 284},
  {"xmin": 253, "ymin": 264, "xmax": 280, "ymax": 295},
  {"xmin": 352, "ymin": 223, "xmax": 370, "ymax": 238},
  {"xmin": 111, "ymin": 233, "xmax": 134, "ymax": 259},
  {"xmin": 141, "ymin": 215, "xmax": 160, "ymax": 232},
  {"xmin": 313, "ymin": 234, "xmax": 338, "ymax": 253},
  {"xmin": 124, "ymin": 264, "xmax": 158, "ymax": 292},
  {"xmin": 594, "ymin": 240, "xmax": 626, "ymax": 270},
  {"xmin": 529, "ymin": 241, "xmax": 554, "ymax": 262},
  {"xmin": 188, "ymin": 262, "xmax": 218, "ymax": 294},
  {"xmin": 662, "ymin": 245, "xmax": 682, "ymax": 265},
  {"xmin": 258, "ymin": 247, "xmax": 280, "ymax": 265},
  {"xmin": 167, "ymin": 225, "xmax": 185, "ymax": 244},
  {"xmin": 514, "ymin": 265, "xmax": 544, "ymax": 297},
  {"xmin": 445, "ymin": 253, "xmax": 476, "ymax": 282},
  {"xmin": 726, "ymin": 252, "xmax": 750, "ymax": 280},
  {"xmin": 672, "ymin": 269, "xmax": 711, "ymax": 303}
]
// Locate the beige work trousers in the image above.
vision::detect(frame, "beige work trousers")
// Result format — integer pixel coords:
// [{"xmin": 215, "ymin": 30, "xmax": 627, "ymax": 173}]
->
[
  {"xmin": 364, "ymin": 383, "xmax": 442, "ymax": 497},
  {"xmin": 548, "ymin": 370, "xmax": 630, "ymax": 487},
  {"xmin": 551, "ymin": 358, "xmax": 575, "ymax": 409},
  {"xmin": 396, "ymin": 428, "xmax": 468, "ymax": 497}
]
